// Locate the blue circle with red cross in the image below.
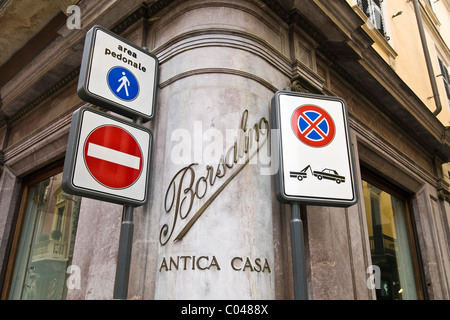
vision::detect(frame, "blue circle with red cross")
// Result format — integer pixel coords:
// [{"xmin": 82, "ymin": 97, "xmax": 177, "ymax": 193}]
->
[{"xmin": 291, "ymin": 105, "xmax": 335, "ymax": 147}]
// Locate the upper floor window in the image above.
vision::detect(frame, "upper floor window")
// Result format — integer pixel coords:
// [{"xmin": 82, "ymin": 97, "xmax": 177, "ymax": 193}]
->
[
  {"xmin": 438, "ymin": 57, "xmax": 450, "ymax": 102},
  {"xmin": 358, "ymin": 0, "xmax": 389, "ymax": 40}
]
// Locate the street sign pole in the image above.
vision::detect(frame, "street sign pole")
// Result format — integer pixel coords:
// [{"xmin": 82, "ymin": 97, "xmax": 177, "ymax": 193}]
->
[
  {"xmin": 113, "ymin": 205, "xmax": 134, "ymax": 300},
  {"xmin": 64, "ymin": 25, "xmax": 158, "ymax": 300},
  {"xmin": 290, "ymin": 202, "xmax": 308, "ymax": 300},
  {"xmin": 272, "ymin": 89, "xmax": 358, "ymax": 300},
  {"xmin": 113, "ymin": 115, "xmax": 143, "ymax": 300}
]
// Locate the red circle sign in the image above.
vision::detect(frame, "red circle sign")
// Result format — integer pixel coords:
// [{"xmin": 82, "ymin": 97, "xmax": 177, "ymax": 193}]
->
[
  {"xmin": 84, "ymin": 125, "xmax": 143, "ymax": 189},
  {"xmin": 291, "ymin": 105, "xmax": 335, "ymax": 147}
]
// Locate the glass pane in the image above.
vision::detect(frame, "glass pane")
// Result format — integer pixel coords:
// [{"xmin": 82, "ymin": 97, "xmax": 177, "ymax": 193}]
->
[
  {"xmin": 8, "ymin": 172, "xmax": 81, "ymax": 300},
  {"xmin": 363, "ymin": 180, "xmax": 418, "ymax": 300}
]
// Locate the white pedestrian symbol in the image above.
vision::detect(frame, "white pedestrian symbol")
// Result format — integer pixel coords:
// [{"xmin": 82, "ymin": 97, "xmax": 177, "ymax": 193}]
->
[{"xmin": 116, "ymin": 72, "xmax": 130, "ymax": 97}]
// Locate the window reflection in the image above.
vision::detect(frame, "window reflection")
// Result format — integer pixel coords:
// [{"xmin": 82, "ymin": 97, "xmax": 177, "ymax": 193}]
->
[
  {"xmin": 8, "ymin": 172, "xmax": 81, "ymax": 300},
  {"xmin": 363, "ymin": 180, "xmax": 418, "ymax": 300}
]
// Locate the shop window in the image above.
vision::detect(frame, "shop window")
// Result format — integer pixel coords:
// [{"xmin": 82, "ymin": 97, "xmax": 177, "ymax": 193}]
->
[
  {"xmin": 362, "ymin": 175, "xmax": 423, "ymax": 300},
  {"xmin": 4, "ymin": 169, "xmax": 81, "ymax": 300}
]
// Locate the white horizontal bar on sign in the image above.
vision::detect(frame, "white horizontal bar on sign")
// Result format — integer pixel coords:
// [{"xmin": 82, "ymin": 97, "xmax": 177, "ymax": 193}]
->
[{"xmin": 87, "ymin": 143, "xmax": 140, "ymax": 170}]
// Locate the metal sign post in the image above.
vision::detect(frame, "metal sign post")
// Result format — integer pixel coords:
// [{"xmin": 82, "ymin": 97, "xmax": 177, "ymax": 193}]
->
[
  {"xmin": 62, "ymin": 107, "xmax": 152, "ymax": 299},
  {"xmin": 113, "ymin": 205, "xmax": 134, "ymax": 299},
  {"xmin": 271, "ymin": 89, "xmax": 358, "ymax": 300},
  {"xmin": 113, "ymin": 115, "xmax": 142, "ymax": 300},
  {"xmin": 63, "ymin": 25, "xmax": 159, "ymax": 300},
  {"xmin": 290, "ymin": 203, "xmax": 308, "ymax": 300}
]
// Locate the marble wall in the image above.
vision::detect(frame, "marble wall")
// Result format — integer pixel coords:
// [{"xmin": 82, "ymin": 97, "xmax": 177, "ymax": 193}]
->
[{"xmin": 137, "ymin": 0, "xmax": 290, "ymax": 299}]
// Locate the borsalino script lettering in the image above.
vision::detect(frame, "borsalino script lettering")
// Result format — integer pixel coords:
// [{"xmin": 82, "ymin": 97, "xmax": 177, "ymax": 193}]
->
[{"xmin": 160, "ymin": 110, "xmax": 269, "ymax": 245}]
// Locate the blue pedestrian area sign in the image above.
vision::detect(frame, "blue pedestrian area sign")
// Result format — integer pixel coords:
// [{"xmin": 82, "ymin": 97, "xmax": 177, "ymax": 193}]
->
[
  {"xmin": 78, "ymin": 25, "xmax": 159, "ymax": 122},
  {"xmin": 107, "ymin": 66, "xmax": 139, "ymax": 101}
]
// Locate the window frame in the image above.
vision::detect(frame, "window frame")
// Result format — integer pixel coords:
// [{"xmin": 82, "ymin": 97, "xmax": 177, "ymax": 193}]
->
[
  {"xmin": 361, "ymin": 167, "xmax": 427, "ymax": 300},
  {"xmin": 1, "ymin": 159, "xmax": 65, "ymax": 299}
]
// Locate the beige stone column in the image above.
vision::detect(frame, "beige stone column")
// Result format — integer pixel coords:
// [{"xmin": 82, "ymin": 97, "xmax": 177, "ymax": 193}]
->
[{"xmin": 141, "ymin": 0, "xmax": 290, "ymax": 299}]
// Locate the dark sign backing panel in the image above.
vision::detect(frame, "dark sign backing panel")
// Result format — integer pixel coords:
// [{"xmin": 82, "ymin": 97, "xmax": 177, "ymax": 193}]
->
[
  {"xmin": 271, "ymin": 90, "xmax": 358, "ymax": 207},
  {"xmin": 62, "ymin": 106, "xmax": 153, "ymax": 206},
  {"xmin": 77, "ymin": 25, "xmax": 159, "ymax": 122}
]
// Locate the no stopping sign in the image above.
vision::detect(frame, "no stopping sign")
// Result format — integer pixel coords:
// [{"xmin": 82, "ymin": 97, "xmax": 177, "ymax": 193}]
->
[
  {"xmin": 271, "ymin": 90, "xmax": 357, "ymax": 207},
  {"xmin": 291, "ymin": 105, "xmax": 335, "ymax": 148}
]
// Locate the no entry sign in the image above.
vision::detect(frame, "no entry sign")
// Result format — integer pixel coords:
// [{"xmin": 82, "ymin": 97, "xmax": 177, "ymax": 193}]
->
[
  {"xmin": 84, "ymin": 125, "xmax": 143, "ymax": 189},
  {"xmin": 62, "ymin": 107, "xmax": 152, "ymax": 206},
  {"xmin": 272, "ymin": 90, "xmax": 357, "ymax": 207}
]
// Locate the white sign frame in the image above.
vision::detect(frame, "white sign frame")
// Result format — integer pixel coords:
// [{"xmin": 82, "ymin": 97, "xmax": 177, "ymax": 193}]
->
[
  {"xmin": 62, "ymin": 106, "xmax": 153, "ymax": 206},
  {"xmin": 272, "ymin": 90, "xmax": 358, "ymax": 207},
  {"xmin": 77, "ymin": 25, "xmax": 159, "ymax": 122}
]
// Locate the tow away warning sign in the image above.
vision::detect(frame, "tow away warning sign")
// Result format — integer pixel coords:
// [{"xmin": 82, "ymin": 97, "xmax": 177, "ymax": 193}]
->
[{"xmin": 271, "ymin": 91, "xmax": 358, "ymax": 207}]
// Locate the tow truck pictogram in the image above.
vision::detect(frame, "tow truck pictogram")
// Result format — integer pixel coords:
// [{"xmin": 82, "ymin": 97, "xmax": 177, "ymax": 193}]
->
[
  {"xmin": 290, "ymin": 165, "xmax": 312, "ymax": 181},
  {"xmin": 290, "ymin": 165, "xmax": 346, "ymax": 184}
]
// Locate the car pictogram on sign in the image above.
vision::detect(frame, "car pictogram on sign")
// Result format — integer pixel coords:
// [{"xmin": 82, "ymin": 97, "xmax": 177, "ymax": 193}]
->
[{"xmin": 313, "ymin": 168, "xmax": 345, "ymax": 184}]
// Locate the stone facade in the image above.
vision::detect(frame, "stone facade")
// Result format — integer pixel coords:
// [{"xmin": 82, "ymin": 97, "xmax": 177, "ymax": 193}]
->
[{"xmin": 0, "ymin": 0, "xmax": 449, "ymax": 300}]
